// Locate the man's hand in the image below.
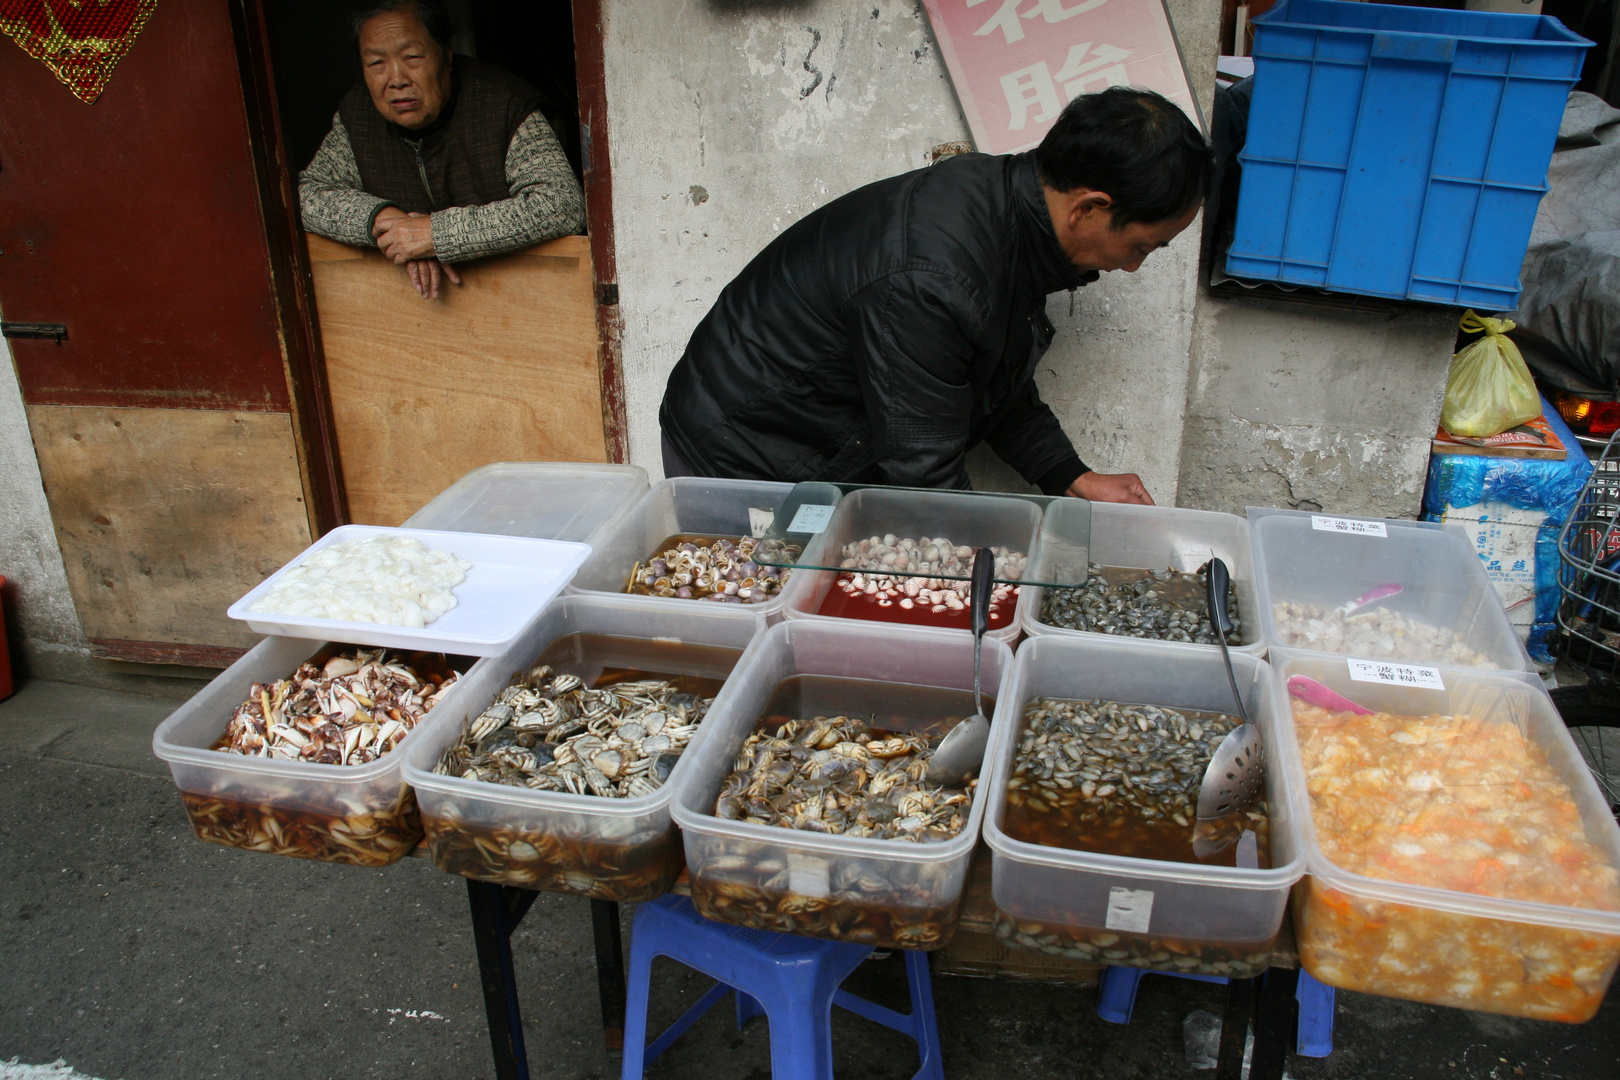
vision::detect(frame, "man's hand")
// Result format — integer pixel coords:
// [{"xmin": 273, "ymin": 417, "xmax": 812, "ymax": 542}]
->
[
  {"xmin": 1068, "ymin": 471, "xmax": 1154, "ymax": 505},
  {"xmin": 376, "ymin": 211, "xmax": 436, "ymax": 263},
  {"xmin": 405, "ymin": 257, "xmax": 462, "ymax": 299}
]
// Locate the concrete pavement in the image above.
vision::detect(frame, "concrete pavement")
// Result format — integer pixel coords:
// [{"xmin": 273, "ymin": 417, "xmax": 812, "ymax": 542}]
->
[{"xmin": 0, "ymin": 678, "xmax": 1615, "ymax": 1080}]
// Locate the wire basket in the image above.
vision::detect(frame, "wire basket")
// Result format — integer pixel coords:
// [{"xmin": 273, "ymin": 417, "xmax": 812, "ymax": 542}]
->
[{"xmin": 1556, "ymin": 430, "xmax": 1620, "ymax": 680}]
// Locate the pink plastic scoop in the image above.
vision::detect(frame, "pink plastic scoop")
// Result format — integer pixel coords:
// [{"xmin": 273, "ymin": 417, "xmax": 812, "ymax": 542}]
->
[
  {"xmin": 1336, "ymin": 583, "xmax": 1403, "ymax": 616},
  {"xmin": 1286, "ymin": 674, "xmax": 1374, "ymax": 715}
]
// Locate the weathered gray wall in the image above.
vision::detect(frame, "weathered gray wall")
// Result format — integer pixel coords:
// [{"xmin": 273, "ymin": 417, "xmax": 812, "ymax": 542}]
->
[
  {"xmin": 603, "ymin": 0, "xmax": 1220, "ymax": 504},
  {"xmin": 1176, "ymin": 296, "xmax": 1456, "ymax": 518},
  {"xmin": 0, "ymin": 334, "xmax": 92, "ymax": 682}
]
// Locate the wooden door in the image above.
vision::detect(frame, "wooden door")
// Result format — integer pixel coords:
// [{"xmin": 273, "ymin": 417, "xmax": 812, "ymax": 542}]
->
[{"xmin": 0, "ymin": 0, "xmax": 314, "ymax": 665}]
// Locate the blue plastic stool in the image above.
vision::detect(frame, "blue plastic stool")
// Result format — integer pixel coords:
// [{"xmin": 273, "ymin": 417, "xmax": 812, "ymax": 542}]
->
[
  {"xmin": 621, "ymin": 895, "xmax": 944, "ymax": 1080},
  {"xmin": 1096, "ymin": 964, "xmax": 1335, "ymax": 1058}
]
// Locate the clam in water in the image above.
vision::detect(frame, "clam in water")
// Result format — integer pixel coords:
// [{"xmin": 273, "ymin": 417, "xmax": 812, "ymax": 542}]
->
[
  {"xmin": 997, "ymin": 697, "xmax": 1273, "ymax": 975},
  {"xmin": 831, "ymin": 535, "xmax": 1024, "ymax": 617},
  {"xmin": 991, "ymin": 913, "xmax": 1275, "ymax": 978},
  {"xmin": 627, "ymin": 534, "xmax": 793, "ymax": 604},
  {"xmin": 1041, "ymin": 562, "xmax": 1238, "ymax": 645},
  {"xmin": 1272, "ymin": 601, "xmax": 1496, "ymax": 667}
]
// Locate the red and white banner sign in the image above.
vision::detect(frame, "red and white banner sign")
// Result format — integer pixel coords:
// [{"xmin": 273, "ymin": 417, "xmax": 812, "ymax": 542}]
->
[{"xmin": 921, "ymin": 0, "xmax": 1202, "ymax": 156}]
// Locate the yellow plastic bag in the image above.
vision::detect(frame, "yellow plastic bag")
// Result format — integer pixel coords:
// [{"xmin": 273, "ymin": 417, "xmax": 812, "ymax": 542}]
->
[{"xmin": 1439, "ymin": 311, "xmax": 1541, "ymax": 438}]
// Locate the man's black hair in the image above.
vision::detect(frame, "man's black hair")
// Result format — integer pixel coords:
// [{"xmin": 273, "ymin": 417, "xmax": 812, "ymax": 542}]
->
[
  {"xmin": 351, "ymin": 0, "xmax": 455, "ymax": 55},
  {"xmin": 1035, "ymin": 87, "xmax": 1214, "ymax": 230}
]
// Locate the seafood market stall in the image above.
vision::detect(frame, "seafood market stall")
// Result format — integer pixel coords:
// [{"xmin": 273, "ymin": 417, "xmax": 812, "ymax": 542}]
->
[{"xmin": 150, "ymin": 464, "xmax": 1620, "ymax": 1080}]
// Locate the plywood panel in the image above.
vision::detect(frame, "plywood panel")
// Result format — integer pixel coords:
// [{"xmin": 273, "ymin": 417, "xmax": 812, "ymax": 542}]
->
[
  {"xmin": 308, "ymin": 233, "xmax": 608, "ymax": 525},
  {"xmin": 26, "ymin": 405, "xmax": 313, "ymax": 649}
]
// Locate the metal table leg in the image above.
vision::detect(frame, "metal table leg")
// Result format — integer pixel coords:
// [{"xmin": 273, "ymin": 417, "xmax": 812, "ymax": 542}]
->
[
  {"xmin": 467, "ymin": 882, "xmax": 630, "ymax": 1078},
  {"xmin": 592, "ymin": 899, "xmax": 627, "ymax": 1051},
  {"xmin": 1248, "ymin": 968, "xmax": 1299, "ymax": 1080},
  {"xmin": 1215, "ymin": 976, "xmax": 1260, "ymax": 1080},
  {"xmin": 468, "ymin": 879, "xmax": 540, "ymax": 1080}
]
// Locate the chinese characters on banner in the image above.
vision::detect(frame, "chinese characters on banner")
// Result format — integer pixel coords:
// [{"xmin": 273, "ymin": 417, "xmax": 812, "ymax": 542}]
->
[{"xmin": 920, "ymin": 0, "xmax": 1201, "ymax": 156}]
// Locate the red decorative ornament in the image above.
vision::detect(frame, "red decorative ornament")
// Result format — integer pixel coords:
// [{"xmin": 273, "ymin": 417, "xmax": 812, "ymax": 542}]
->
[{"xmin": 0, "ymin": 0, "xmax": 158, "ymax": 104}]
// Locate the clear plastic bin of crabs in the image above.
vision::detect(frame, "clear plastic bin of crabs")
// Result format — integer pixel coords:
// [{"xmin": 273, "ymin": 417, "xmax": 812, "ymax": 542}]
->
[
  {"xmin": 1274, "ymin": 651, "xmax": 1620, "ymax": 1023},
  {"xmin": 981, "ymin": 635, "xmax": 1304, "ymax": 978},
  {"xmin": 668, "ymin": 618, "xmax": 1013, "ymax": 951},
  {"xmin": 152, "ymin": 638, "xmax": 479, "ymax": 867},
  {"xmin": 402, "ymin": 595, "xmax": 763, "ymax": 902}
]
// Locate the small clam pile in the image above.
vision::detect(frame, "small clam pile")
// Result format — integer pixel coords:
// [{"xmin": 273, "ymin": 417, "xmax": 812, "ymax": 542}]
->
[
  {"xmin": 435, "ymin": 665, "xmax": 709, "ymax": 798},
  {"xmin": 1003, "ymin": 698, "xmax": 1260, "ymax": 854},
  {"xmin": 212, "ymin": 649, "xmax": 457, "ymax": 764},
  {"xmin": 1272, "ymin": 601, "xmax": 1495, "ymax": 667},
  {"xmin": 834, "ymin": 535, "xmax": 1024, "ymax": 614},
  {"xmin": 627, "ymin": 535, "xmax": 792, "ymax": 603},
  {"xmin": 1041, "ymin": 563, "xmax": 1237, "ymax": 644},
  {"xmin": 990, "ymin": 912, "xmax": 1274, "ymax": 978},
  {"xmin": 714, "ymin": 714, "xmax": 972, "ymax": 841}
]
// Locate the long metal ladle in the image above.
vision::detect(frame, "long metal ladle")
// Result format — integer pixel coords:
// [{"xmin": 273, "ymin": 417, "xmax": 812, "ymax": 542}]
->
[
  {"xmin": 1196, "ymin": 557, "xmax": 1265, "ymax": 824},
  {"xmin": 925, "ymin": 546, "xmax": 996, "ymax": 787}
]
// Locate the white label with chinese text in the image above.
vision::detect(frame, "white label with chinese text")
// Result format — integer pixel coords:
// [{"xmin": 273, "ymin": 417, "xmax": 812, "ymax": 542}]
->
[
  {"xmin": 1311, "ymin": 514, "xmax": 1388, "ymax": 538},
  {"xmin": 787, "ymin": 854, "xmax": 830, "ymax": 898},
  {"xmin": 1347, "ymin": 659, "xmax": 1445, "ymax": 691},
  {"xmin": 747, "ymin": 507, "xmax": 775, "ymax": 538},
  {"xmin": 787, "ymin": 503, "xmax": 835, "ymax": 534},
  {"xmin": 1104, "ymin": 887, "xmax": 1154, "ymax": 933}
]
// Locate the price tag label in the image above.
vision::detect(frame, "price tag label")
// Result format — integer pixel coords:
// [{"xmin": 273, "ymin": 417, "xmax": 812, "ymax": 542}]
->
[
  {"xmin": 747, "ymin": 507, "xmax": 775, "ymax": 538},
  {"xmin": 1311, "ymin": 514, "xmax": 1388, "ymax": 538},
  {"xmin": 1170, "ymin": 540, "xmax": 1210, "ymax": 573},
  {"xmin": 1347, "ymin": 659, "xmax": 1445, "ymax": 690},
  {"xmin": 787, "ymin": 854, "xmax": 829, "ymax": 898},
  {"xmin": 1104, "ymin": 887, "xmax": 1154, "ymax": 933},
  {"xmin": 786, "ymin": 503, "xmax": 835, "ymax": 534}
]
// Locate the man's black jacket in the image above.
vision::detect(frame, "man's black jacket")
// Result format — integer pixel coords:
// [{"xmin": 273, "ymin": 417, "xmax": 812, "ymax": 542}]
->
[{"xmin": 659, "ymin": 151, "xmax": 1093, "ymax": 494}]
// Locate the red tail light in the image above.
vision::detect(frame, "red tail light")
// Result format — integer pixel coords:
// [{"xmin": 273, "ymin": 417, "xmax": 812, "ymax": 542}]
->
[{"xmin": 1552, "ymin": 389, "xmax": 1620, "ymax": 438}]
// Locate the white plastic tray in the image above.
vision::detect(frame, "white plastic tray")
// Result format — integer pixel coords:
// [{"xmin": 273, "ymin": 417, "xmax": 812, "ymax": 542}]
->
[{"xmin": 227, "ymin": 525, "xmax": 590, "ymax": 656}]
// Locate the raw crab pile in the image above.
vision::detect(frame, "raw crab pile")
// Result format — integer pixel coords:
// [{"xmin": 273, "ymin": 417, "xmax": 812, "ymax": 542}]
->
[
  {"xmin": 435, "ymin": 665, "xmax": 710, "ymax": 797},
  {"xmin": 715, "ymin": 713, "xmax": 972, "ymax": 842},
  {"xmin": 212, "ymin": 649, "xmax": 457, "ymax": 764}
]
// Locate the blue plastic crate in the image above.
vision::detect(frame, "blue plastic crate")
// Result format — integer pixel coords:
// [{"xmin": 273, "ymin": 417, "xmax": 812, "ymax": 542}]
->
[{"xmin": 1228, "ymin": 0, "xmax": 1590, "ymax": 309}]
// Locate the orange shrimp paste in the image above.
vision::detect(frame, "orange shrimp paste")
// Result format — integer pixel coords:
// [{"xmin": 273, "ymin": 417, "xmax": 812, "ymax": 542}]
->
[{"xmin": 1292, "ymin": 700, "xmax": 1620, "ymax": 1022}]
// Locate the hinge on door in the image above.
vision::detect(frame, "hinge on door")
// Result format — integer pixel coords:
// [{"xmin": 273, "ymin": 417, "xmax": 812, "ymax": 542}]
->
[{"xmin": 1, "ymin": 322, "xmax": 67, "ymax": 345}]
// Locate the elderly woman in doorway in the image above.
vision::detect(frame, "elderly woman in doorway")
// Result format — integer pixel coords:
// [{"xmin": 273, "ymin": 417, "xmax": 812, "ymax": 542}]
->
[{"xmin": 298, "ymin": 0, "xmax": 586, "ymax": 298}]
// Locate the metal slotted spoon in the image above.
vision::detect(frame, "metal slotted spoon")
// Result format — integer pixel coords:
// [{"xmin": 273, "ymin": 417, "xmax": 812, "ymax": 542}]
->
[
  {"xmin": 1197, "ymin": 557, "xmax": 1265, "ymax": 823},
  {"xmin": 925, "ymin": 546, "xmax": 996, "ymax": 788}
]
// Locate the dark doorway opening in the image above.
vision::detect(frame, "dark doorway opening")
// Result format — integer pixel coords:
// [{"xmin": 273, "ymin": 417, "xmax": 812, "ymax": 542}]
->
[{"xmin": 261, "ymin": 0, "xmax": 582, "ymax": 177}]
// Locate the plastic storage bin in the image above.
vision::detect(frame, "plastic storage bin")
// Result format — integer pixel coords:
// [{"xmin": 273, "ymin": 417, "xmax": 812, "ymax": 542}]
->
[
  {"xmin": 403, "ymin": 594, "xmax": 762, "ymax": 902},
  {"xmin": 780, "ymin": 486, "xmax": 1042, "ymax": 646},
  {"xmin": 1021, "ymin": 500, "xmax": 1262, "ymax": 656},
  {"xmin": 669, "ymin": 619, "xmax": 1015, "ymax": 950},
  {"xmin": 1228, "ymin": 0, "xmax": 1591, "ymax": 308},
  {"xmin": 1272, "ymin": 650, "xmax": 1620, "ymax": 1021},
  {"xmin": 982, "ymin": 635, "xmax": 1303, "ymax": 978},
  {"xmin": 1249, "ymin": 507, "xmax": 1531, "ymax": 671},
  {"xmin": 152, "ymin": 636, "xmax": 483, "ymax": 866},
  {"xmin": 571, "ymin": 477, "xmax": 800, "ymax": 620},
  {"xmin": 403, "ymin": 462, "xmax": 648, "ymax": 547}
]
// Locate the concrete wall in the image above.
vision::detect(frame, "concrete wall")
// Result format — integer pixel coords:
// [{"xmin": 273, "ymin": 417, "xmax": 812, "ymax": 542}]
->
[
  {"xmin": 602, "ymin": 0, "xmax": 1220, "ymax": 505},
  {"xmin": 1177, "ymin": 296, "xmax": 1457, "ymax": 519},
  {"xmin": 0, "ymin": 335, "xmax": 92, "ymax": 683},
  {"xmin": 600, "ymin": 0, "xmax": 1453, "ymax": 521}
]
